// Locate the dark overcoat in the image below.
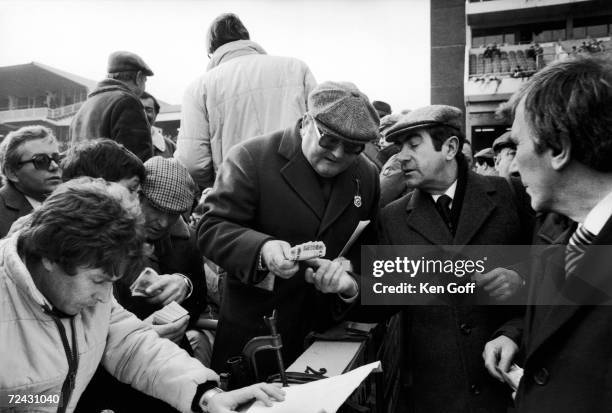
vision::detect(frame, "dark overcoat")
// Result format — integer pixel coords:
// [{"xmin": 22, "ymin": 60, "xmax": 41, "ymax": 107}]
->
[
  {"xmin": 379, "ymin": 169, "xmax": 529, "ymax": 413},
  {"xmin": 0, "ymin": 183, "xmax": 32, "ymax": 238},
  {"xmin": 515, "ymin": 214, "xmax": 612, "ymax": 412},
  {"xmin": 198, "ymin": 121, "xmax": 379, "ymax": 374},
  {"xmin": 69, "ymin": 79, "xmax": 153, "ymax": 161}
]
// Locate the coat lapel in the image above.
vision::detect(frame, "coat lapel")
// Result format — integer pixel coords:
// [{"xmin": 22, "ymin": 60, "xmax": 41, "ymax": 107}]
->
[
  {"xmin": 453, "ymin": 173, "xmax": 496, "ymax": 245},
  {"xmin": 279, "ymin": 124, "xmax": 325, "ymax": 220},
  {"xmin": 1, "ymin": 183, "xmax": 32, "ymax": 214},
  {"xmin": 527, "ymin": 216, "xmax": 612, "ymax": 358},
  {"xmin": 404, "ymin": 189, "xmax": 453, "ymax": 245},
  {"xmin": 317, "ymin": 168, "xmax": 355, "ymax": 237}
]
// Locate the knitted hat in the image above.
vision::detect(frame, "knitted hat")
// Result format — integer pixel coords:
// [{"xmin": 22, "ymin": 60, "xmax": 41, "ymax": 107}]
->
[{"xmin": 142, "ymin": 157, "xmax": 195, "ymax": 214}]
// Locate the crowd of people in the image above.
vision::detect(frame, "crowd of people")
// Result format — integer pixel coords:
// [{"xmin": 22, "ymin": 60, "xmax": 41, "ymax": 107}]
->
[{"xmin": 2, "ymin": 11, "xmax": 612, "ymax": 413}]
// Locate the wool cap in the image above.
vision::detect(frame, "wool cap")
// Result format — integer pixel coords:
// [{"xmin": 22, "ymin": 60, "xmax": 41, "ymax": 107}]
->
[
  {"xmin": 492, "ymin": 131, "xmax": 515, "ymax": 154},
  {"xmin": 107, "ymin": 51, "xmax": 154, "ymax": 76},
  {"xmin": 142, "ymin": 156, "xmax": 195, "ymax": 214},
  {"xmin": 385, "ymin": 105, "xmax": 463, "ymax": 143},
  {"xmin": 308, "ymin": 81, "xmax": 380, "ymax": 144}
]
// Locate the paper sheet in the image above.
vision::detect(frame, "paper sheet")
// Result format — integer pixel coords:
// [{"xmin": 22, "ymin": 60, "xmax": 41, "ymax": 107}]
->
[
  {"xmin": 246, "ymin": 361, "xmax": 381, "ymax": 413},
  {"xmin": 338, "ymin": 220, "xmax": 370, "ymax": 258}
]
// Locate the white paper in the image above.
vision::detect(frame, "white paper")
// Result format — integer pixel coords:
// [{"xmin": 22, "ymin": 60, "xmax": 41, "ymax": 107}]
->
[
  {"xmin": 338, "ymin": 220, "xmax": 370, "ymax": 258},
  {"xmin": 246, "ymin": 361, "xmax": 381, "ymax": 413}
]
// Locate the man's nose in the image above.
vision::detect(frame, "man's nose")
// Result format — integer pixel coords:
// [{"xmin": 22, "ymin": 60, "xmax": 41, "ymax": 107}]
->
[{"xmin": 509, "ymin": 156, "xmax": 519, "ymax": 175}]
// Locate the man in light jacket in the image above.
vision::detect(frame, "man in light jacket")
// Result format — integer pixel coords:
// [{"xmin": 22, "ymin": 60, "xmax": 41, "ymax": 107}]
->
[
  {"xmin": 175, "ymin": 13, "xmax": 316, "ymax": 190},
  {"xmin": 0, "ymin": 178, "xmax": 283, "ymax": 413}
]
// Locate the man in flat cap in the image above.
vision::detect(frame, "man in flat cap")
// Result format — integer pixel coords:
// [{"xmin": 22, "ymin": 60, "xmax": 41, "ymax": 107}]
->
[
  {"xmin": 176, "ymin": 13, "xmax": 316, "ymax": 191},
  {"xmin": 376, "ymin": 105, "xmax": 532, "ymax": 413},
  {"xmin": 198, "ymin": 81, "xmax": 380, "ymax": 376},
  {"xmin": 474, "ymin": 147, "xmax": 498, "ymax": 176},
  {"xmin": 492, "ymin": 131, "xmax": 517, "ymax": 179},
  {"xmin": 70, "ymin": 51, "xmax": 154, "ymax": 162}
]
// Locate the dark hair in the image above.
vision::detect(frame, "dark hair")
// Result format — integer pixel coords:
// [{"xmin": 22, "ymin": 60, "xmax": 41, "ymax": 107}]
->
[
  {"xmin": 108, "ymin": 71, "xmax": 138, "ymax": 83},
  {"xmin": 428, "ymin": 125, "xmax": 465, "ymax": 153},
  {"xmin": 61, "ymin": 139, "xmax": 146, "ymax": 183},
  {"xmin": 140, "ymin": 91, "xmax": 160, "ymax": 114},
  {"xmin": 207, "ymin": 13, "xmax": 250, "ymax": 54},
  {"xmin": 0, "ymin": 125, "xmax": 57, "ymax": 182},
  {"xmin": 18, "ymin": 177, "xmax": 145, "ymax": 277},
  {"xmin": 503, "ymin": 56, "xmax": 612, "ymax": 172}
]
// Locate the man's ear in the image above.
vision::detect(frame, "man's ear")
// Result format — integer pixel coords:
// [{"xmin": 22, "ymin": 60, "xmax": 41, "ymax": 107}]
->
[
  {"xmin": 5, "ymin": 168, "xmax": 19, "ymax": 184},
  {"xmin": 550, "ymin": 135, "xmax": 571, "ymax": 171},
  {"xmin": 41, "ymin": 257, "xmax": 55, "ymax": 272},
  {"xmin": 444, "ymin": 136, "xmax": 460, "ymax": 160}
]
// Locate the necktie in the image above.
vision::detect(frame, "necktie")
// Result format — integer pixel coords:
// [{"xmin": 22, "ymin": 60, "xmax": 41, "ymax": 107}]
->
[
  {"xmin": 436, "ymin": 194, "xmax": 453, "ymax": 234},
  {"xmin": 565, "ymin": 224, "xmax": 596, "ymax": 278}
]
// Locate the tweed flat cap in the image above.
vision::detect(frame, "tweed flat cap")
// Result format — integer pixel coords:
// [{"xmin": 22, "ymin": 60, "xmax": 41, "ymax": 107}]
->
[
  {"xmin": 107, "ymin": 51, "xmax": 154, "ymax": 76},
  {"xmin": 308, "ymin": 81, "xmax": 380, "ymax": 144},
  {"xmin": 385, "ymin": 105, "xmax": 463, "ymax": 143},
  {"xmin": 142, "ymin": 157, "xmax": 195, "ymax": 214},
  {"xmin": 492, "ymin": 131, "xmax": 515, "ymax": 153},
  {"xmin": 474, "ymin": 147, "xmax": 495, "ymax": 160}
]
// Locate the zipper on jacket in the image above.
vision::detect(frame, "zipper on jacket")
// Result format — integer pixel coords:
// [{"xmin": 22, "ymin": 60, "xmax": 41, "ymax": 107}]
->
[{"xmin": 45, "ymin": 309, "xmax": 79, "ymax": 413}]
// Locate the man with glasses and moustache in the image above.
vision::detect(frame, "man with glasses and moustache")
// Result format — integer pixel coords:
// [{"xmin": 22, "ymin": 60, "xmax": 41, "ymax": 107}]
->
[
  {"xmin": 198, "ymin": 81, "xmax": 380, "ymax": 376},
  {"xmin": 0, "ymin": 126, "xmax": 62, "ymax": 238}
]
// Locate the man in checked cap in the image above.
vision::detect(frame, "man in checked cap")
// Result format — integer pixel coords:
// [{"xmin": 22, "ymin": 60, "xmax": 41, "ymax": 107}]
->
[
  {"xmin": 374, "ymin": 104, "xmax": 533, "ymax": 413},
  {"xmin": 199, "ymin": 81, "xmax": 380, "ymax": 377}
]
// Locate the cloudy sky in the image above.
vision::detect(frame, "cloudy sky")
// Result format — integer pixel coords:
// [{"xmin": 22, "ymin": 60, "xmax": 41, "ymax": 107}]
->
[{"xmin": 0, "ymin": 0, "xmax": 430, "ymax": 112}]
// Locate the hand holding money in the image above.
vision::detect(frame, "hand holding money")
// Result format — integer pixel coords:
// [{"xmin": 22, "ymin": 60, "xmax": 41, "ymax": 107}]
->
[
  {"xmin": 260, "ymin": 240, "xmax": 299, "ymax": 279},
  {"xmin": 304, "ymin": 257, "xmax": 358, "ymax": 296},
  {"xmin": 143, "ymin": 301, "xmax": 190, "ymax": 343}
]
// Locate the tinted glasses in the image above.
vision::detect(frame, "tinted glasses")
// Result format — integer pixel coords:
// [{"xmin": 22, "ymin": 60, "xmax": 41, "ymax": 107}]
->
[
  {"xmin": 318, "ymin": 134, "xmax": 365, "ymax": 155},
  {"xmin": 310, "ymin": 115, "xmax": 365, "ymax": 155},
  {"xmin": 18, "ymin": 153, "xmax": 62, "ymax": 170}
]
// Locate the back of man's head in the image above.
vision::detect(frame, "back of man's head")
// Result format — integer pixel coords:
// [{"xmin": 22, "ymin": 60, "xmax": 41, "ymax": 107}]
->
[
  {"xmin": 18, "ymin": 177, "xmax": 145, "ymax": 277},
  {"xmin": 207, "ymin": 13, "xmax": 250, "ymax": 55},
  {"xmin": 61, "ymin": 139, "xmax": 145, "ymax": 183},
  {"xmin": 0, "ymin": 125, "xmax": 56, "ymax": 184},
  {"xmin": 504, "ymin": 56, "xmax": 612, "ymax": 172}
]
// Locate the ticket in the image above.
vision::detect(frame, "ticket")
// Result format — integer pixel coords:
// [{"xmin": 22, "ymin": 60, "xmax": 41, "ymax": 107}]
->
[{"xmin": 290, "ymin": 241, "xmax": 326, "ymax": 261}]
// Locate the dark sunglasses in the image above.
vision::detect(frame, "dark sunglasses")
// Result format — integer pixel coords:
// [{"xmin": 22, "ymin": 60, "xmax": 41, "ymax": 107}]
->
[
  {"xmin": 18, "ymin": 153, "xmax": 62, "ymax": 170},
  {"xmin": 318, "ymin": 133, "xmax": 365, "ymax": 155}
]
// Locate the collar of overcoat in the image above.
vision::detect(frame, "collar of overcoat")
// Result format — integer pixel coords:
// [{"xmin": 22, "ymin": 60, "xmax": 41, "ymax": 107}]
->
[
  {"xmin": 403, "ymin": 170, "xmax": 497, "ymax": 245},
  {"xmin": 527, "ymin": 214, "xmax": 612, "ymax": 358},
  {"xmin": 0, "ymin": 182, "xmax": 33, "ymax": 214},
  {"xmin": 278, "ymin": 121, "xmax": 361, "ymax": 237}
]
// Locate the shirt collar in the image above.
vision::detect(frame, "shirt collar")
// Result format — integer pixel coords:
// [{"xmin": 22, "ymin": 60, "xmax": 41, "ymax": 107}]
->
[
  {"xmin": 582, "ymin": 190, "xmax": 612, "ymax": 236},
  {"xmin": 431, "ymin": 180, "xmax": 458, "ymax": 208}
]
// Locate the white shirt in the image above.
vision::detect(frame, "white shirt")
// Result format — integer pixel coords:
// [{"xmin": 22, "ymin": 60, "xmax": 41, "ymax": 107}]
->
[
  {"xmin": 582, "ymin": 190, "xmax": 612, "ymax": 237},
  {"xmin": 431, "ymin": 180, "xmax": 458, "ymax": 209},
  {"xmin": 24, "ymin": 196, "xmax": 42, "ymax": 210}
]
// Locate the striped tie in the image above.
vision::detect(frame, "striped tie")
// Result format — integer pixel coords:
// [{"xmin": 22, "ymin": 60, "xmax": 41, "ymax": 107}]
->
[{"xmin": 565, "ymin": 224, "xmax": 596, "ymax": 278}]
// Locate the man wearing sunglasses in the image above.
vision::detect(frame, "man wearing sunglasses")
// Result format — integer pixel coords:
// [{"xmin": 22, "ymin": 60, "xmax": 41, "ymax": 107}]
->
[
  {"xmin": 0, "ymin": 126, "xmax": 62, "ymax": 238},
  {"xmin": 198, "ymin": 81, "xmax": 380, "ymax": 377}
]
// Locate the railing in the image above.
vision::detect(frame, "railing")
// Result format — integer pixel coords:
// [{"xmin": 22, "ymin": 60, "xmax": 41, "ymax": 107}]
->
[
  {"xmin": 0, "ymin": 102, "xmax": 84, "ymax": 123},
  {"xmin": 468, "ymin": 38, "xmax": 611, "ymax": 78}
]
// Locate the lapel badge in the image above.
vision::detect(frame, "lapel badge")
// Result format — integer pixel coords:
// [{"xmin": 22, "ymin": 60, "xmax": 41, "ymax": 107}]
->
[{"xmin": 354, "ymin": 195, "xmax": 362, "ymax": 208}]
